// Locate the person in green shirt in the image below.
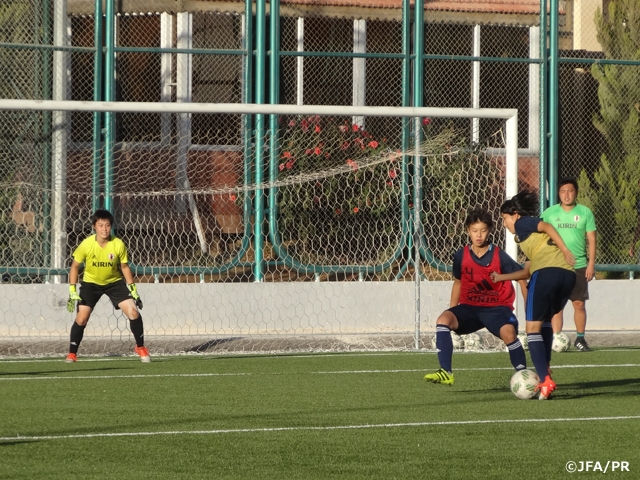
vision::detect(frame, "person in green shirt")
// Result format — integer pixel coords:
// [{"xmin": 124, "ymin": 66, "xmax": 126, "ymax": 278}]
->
[
  {"xmin": 541, "ymin": 178, "xmax": 597, "ymax": 352},
  {"xmin": 65, "ymin": 209, "xmax": 150, "ymax": 363}
]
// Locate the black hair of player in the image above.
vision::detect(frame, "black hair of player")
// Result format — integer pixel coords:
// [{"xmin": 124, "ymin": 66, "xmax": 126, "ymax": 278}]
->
[
  {"xmin": 464, "ymin": 207, "xmax": 494, "ymax": 230},
  {"xmin": 558, "ymin": 177, "xmax": 578, "ymax": 193},
  {"xmin": 91, "ymin": 209, "xmax": 114, "ymax": 226},
  {"xmin": 499, "ymin": 191, "xmax": 539, "ymax": 217}
]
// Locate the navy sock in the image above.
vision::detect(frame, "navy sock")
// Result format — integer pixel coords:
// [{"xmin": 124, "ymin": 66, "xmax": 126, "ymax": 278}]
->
[
  {"xmin": 129, "ymin": 315, "xmax": 145, "ymax": 348},
  {"xmin": 541, "ymin": 322, "xmax": 553, "ymax": 364},
  {"xmin": 527, "ymin": 333, "xmax": 549, "ymax": 380},
  {"xmin": 435, "ymin": 325, "xmax": 453, "ymax": 373},
  {"xmin": 506, "ymin": 339, "xmax": 527, "ymax": 371},
  {"xmin": 69, "ymin": 322, "xmax": 86, "ymax": 354}
]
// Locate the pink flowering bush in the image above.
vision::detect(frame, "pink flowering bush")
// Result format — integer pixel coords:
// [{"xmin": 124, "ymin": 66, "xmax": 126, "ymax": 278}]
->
[
  {"xmin": 275, "ymin": 115, "xmax": 401, "ymax": 263},
  {"xmin": 237, "ymin": 114, "xmax": 499, "ymax": 267}
]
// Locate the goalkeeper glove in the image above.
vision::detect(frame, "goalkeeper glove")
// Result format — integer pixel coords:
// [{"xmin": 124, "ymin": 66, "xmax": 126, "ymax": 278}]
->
[
  {"xmin": 67, "ymin": 285, "xmax": 81, "ymax": 313},
  {"xmin": 127, "ymin": 283, "xmax": 143, "ymax": 310}
]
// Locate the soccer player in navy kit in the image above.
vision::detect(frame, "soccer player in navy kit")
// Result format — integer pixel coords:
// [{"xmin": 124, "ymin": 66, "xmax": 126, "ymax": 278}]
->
[
  {"xmin": 494, "ymin": 192, "xmax": 576, "ymax": 399},
  {"xmin": 424, "ymin": 208, "xmax": 528, "ymax": 386},
  {"xmin": 65, "ymin": 210, "xmax": 150, "ymax": 363}
]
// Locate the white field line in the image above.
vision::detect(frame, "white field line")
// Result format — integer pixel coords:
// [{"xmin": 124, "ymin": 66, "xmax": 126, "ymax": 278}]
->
[
  {"xmin": 1, "ymin": 364, "xmax": 640, "ymax": 382},
  {"xmin": 1, "ymin": 416, "xmax": 640, "ymax": 442}
]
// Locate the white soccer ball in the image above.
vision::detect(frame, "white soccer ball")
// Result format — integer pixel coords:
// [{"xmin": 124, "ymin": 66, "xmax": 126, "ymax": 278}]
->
[
  {"xmin": 463, "ymin": 333, "xmax": 481, "ymax": 350},
  {"xmin": 552, "ymin": 332, "xmax": 571, "ymax": 353},
  {"xmin": 517, "ymin": 332, "xmax": 529, "ymax": 351},
  {"xmin": 510, "ymin": 368, "xmax": 541, "ymax": 399}
]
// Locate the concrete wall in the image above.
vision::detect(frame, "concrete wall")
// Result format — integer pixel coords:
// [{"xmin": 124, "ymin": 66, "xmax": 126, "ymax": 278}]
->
[
  {"xmin": 573, "ymin": 0, "xmax": 602, "ymax": 52},
  {"xmin": 0, "ymin": 280, "xmax": 637, "ymax": 338}
]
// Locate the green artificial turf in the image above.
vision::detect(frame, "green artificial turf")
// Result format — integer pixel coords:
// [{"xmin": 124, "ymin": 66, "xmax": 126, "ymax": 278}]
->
[{"xmin": 1, "ymin": 348, "xmax": 639, "ymax": 479}]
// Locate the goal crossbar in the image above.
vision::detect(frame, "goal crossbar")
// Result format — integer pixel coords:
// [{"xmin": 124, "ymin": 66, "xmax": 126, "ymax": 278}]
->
[{"xmin": 2, "ymin": 99, "xmax": 517, "ymax": 120}]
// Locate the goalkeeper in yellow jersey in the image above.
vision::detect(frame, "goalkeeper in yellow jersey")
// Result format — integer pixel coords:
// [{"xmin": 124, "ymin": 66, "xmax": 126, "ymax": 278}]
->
[{"xmin": 65, "ymin": 209, "xmax": 150, "ymax": 363}]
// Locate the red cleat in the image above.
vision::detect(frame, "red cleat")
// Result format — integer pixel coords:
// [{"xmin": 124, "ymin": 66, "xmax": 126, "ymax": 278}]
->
[
  {"xmin": 536, "ymin": 375, "xmax": 557, "ymax": 400},
  {"xmin": 134, "ymin": 346, "xmax": 151, "ymax": 363}
]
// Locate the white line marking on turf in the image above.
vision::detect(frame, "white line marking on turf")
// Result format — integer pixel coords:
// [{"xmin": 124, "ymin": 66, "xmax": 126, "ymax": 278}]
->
[
  {"xmin": 2, "ymin": 415, "xmax": 640, "ymax": 442},
  {"xmin": 1, "ymin": 364, "xmax": 640, "ymax": 381}
]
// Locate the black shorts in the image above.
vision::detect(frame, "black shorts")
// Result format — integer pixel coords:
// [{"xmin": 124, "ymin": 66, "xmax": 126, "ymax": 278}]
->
[
  {"xmin": 526, "ymin": 268, "xmax": 576, "ymax": 322},
  {"xmin": 448, "ymin": 304, "xmax": 519, "ymax": 338},
  {"xmin": 569, "ymin": 267, "xmax": 589, "ymax": 301},
  {"xmin": 79, "ymin": 280, "xmax": 131, "ymax": 310}
]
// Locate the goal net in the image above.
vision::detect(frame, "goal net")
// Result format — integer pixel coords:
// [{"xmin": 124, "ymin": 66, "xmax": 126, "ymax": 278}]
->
[{"xmin": 0, "ymin": 100, "xmax": 518, "ymax": 357}]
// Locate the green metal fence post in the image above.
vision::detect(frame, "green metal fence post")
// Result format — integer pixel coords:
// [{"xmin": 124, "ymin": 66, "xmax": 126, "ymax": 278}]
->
[
  {"xmin": 239, "ymin": 0, "xmax": 255, "ymax": 264},
  {"xmin": 103, "ymin": 0, "xmax": 115, "ymax": 213},
  {"xmin": 401, "ymin": 0, "xmax": 410, "ymax": 143},
  {"xmin": 267, "ymin": 0, "xmax": 281, "ymax": 280},
  {"xmin": 394, "ymin": 0, "xmax": 413, "ymax": 282},
  {"xmin": 539, "ymin": 0, "xmax": 549, "ymax": 211},
  {"xmin": 253, "ymin": 0, "xmax": 267, "ymax": 282},
  {"xmin": 92, "ymin": 0, "xmax": 104, "ymax": 212},
  {"xmin": 548, "ymin": 0, "xmax": 560, "ymax": 205}
]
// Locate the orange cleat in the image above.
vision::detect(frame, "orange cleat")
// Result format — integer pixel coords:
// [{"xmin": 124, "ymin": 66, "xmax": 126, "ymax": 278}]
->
[
  {"xmin": 65, "ymin": 353, "xmax": 77, "ymax": 363},
  {"xmin": 134, "ymin": 346, "xmax": 151, "ymax": 363},
  {"xmin": 536, "ymin": 375, "xmax": 557, "ymax": 400}
]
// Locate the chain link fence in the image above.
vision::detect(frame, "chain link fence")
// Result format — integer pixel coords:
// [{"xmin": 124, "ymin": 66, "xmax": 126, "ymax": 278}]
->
[{"xmin": 558, "ymin": 0, "xmax": 640, "ymax": 272}]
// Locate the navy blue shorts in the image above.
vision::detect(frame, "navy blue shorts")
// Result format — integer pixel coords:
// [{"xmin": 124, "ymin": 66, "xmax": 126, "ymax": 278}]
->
[
  {"xmin": 448, "ymin": 304, "xmax": 519, "ymax": 338},
  {"xmin": 525, "ymin": 268, "xmax": 576, "ymax": 322},
  {"xmin": 79, "ymin": 279, "xmax": 130, "ymax": 310}
]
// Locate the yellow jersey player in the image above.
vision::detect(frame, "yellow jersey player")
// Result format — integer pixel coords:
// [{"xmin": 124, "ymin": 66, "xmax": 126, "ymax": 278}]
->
[
  {"xmin": 493, "ymin": 192, "xmax": 575, "ymax": 399},
  {"xmin": 65, "ymin": 209, "xmax": 150, "ymax": 363}
]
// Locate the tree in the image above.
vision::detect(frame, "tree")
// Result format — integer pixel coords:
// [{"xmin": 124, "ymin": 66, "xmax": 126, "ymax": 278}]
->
[{"xmin": 586, "ymin": 0, "xmax": 640, "ymax": 265}]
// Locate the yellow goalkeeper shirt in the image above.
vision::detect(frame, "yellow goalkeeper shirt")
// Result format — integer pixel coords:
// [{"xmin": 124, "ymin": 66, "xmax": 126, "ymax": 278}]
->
[{"xmin": 72, "ymin": 235, "xmax": 129, "ymax": 285}]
